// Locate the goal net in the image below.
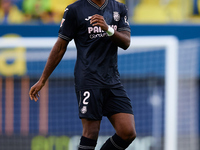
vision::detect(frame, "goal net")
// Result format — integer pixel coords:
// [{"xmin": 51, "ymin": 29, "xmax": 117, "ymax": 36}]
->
[{"xmin": 0, "ymin": 36, "xmax": 198, "ymax": 150}]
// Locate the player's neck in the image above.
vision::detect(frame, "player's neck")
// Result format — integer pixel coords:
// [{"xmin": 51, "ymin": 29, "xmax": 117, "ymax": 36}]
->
[{"xmin": 91, "ymin": 0, "xmax": 106, "ymax": 7}]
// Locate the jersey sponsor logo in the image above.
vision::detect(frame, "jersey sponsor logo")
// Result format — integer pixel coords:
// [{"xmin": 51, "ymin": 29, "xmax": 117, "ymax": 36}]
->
[
  {"xmin": 113, "ymin": 12, "xmax": 120, "ymax": 21},
  {"xmin": 88, "ymin": 26, "xmax": 104, "ymax": 34},
  {"xmin": 60, "ymin": 18, "xmax": 65, "ymax": 27},
  {"xmin": 85, "ymin": 16, "xmax": 92, "ymax": 21},
  {"xmin": 89, "ymin": 33, "xmax": 108, "ymax": 39},
  {"xmin": 88, "ymin": 25, "xmax": 117, "ymax": 34},
  {"xmin": 88, "ymin": 25, "xmax": 117, "ymax": 39}
]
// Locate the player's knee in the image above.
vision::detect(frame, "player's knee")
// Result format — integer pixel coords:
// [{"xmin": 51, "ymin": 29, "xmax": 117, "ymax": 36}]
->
[
  {"xmin": 126, "ymin": 129, "xmax": 136, "ymax": 142},
  {"xmin": 118, "ymin": 127, "xmax": 136, "ymax": 143},
  {"xmin": 129, "ymin": 129, "xmax": 137, "ymax": 141}
]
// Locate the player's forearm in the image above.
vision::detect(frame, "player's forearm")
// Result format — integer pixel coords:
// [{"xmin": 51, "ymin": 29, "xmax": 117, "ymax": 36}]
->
[
  {"xmin": 110, "ymin": 30, "xmax": 130, "ymax": 50},
  {"xmin": 39, "ymin": 52, "xmax": 62, "ymax": 84},
  {"xmin": 39, "ymin": 38, "xmax": 68, "ymax": 84}
]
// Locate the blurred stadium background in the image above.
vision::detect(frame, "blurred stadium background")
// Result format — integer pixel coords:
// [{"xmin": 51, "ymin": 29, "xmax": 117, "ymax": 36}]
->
[{"xmin": 0, "ymin": 0, "xmax": 200, "ymax": 150}]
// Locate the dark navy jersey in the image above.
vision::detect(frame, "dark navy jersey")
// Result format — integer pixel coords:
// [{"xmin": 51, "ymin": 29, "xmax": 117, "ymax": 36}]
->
[{"xmin": 58, "ymin": 0, "xmax": 131, "ymax": 91}]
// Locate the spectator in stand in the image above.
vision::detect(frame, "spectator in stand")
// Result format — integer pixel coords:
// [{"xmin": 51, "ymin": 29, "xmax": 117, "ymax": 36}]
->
[
  {"xmin": 22, "ymin": 0, "xmax": 76, "ymax": 24},
  {"xmin": 0, "ymin": 0, "xmax": 24, "ymax": 24},
  {"xmin": 22, "ymin": 0, "xmax": 52, "ymax": 24}
]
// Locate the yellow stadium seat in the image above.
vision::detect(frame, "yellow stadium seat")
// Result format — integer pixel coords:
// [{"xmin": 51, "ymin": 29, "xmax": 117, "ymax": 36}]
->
[
  {"xmin": 133, "ymin": 0, "xmax": 190, "ymax": 23},
  {"xmin": 51, "ymin": 0, "xmax": 76, "ymax": 14},
  {"xmin": 133, "ymin": 3, "xmax": 169, "ymax": 23},
  {"xmin": 0, "ymin": 5, "xmax": 24, "ymax": 24},
  {"xmin": 50, "ymin": 0, "xmax": 76, "ymax": 23},
  {"xmin": 165, "ymin": 2, "xmax": 184, "ymax": 22}
]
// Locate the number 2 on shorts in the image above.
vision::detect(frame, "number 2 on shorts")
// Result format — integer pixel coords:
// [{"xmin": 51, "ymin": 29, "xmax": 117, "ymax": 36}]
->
[{"xmin": 83, "ymin": 91, "xmax": 90, "ymax": 105}]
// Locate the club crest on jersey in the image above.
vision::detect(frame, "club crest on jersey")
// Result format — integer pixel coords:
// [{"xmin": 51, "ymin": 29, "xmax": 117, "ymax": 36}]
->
[
  {"xmin": 113, "ymin": 12, "xmax": 120, "ymax": 21},
  {"xmin": 60, "ymin": 18, "xmax": 65, "ymax": 27},
  {"xmin": 81, "ymin": 106, "xmax": 87, "ymax": 114}
]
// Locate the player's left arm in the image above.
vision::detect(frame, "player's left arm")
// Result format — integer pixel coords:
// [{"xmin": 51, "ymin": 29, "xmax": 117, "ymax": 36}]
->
[{"xmin": 90, "ymin": 14, "xmax": 130, "ymax": 50}]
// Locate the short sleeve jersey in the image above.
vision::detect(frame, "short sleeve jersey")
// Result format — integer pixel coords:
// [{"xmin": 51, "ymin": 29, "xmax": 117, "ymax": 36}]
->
[{"xmin": 58, "ymin": 0, "xmax": 131, "ymax": 91}]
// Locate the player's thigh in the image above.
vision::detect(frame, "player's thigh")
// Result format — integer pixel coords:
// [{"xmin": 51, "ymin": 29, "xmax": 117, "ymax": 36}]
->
[{"xmin": 108, "ymin": 113, "xmax": 136, "ymax": 140}]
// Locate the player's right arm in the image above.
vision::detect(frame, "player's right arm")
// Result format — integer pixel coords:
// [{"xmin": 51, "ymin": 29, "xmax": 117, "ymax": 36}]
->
[{"xmin": 29, "ymin": 37, "xmax": 69, "ymax": 102}]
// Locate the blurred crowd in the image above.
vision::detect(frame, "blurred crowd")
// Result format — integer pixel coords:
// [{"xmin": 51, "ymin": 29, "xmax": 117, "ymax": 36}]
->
[
  {"xmin": 0, "ymin": 0, "xmax": 200, "ymax": 25},
  {"xmin": 0, "ymin": 0, "xmax": 79, "ymax": 24}
]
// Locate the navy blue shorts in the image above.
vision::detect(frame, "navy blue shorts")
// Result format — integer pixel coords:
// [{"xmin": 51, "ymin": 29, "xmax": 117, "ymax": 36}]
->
[{"xmin": 75, "ymin": 86, "xmax": 133, "ymax": 120}]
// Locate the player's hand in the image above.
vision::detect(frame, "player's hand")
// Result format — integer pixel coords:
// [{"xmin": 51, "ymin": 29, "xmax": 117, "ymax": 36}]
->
[
  {"xmin": 29, "ymin": 81, "xmax": 45, "ymax": 102},
  {"xmin": 90, "ymin": 14, "xmax": 108, "ymax": 31}
]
